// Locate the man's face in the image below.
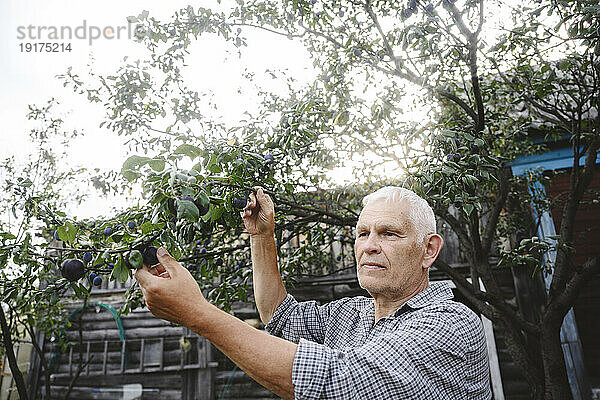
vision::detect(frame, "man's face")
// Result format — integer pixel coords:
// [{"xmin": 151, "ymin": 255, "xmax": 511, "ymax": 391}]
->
[{"xmin": 354, "ymin": 198, "xmax": 428, "ymax": 299}]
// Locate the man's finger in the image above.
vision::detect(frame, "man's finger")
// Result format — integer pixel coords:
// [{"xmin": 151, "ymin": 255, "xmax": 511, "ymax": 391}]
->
[
  {"xmin": 252, "ymin": 186, "xmax": 267, "ymax": 209},
  {"xmin": 249, "ymin": 191, "xmax": 257, "ymax": 208},
  {"xmin": 255, "ymin": 187, "xmax": 274, "ymax": 211},
  {"xmin": 134, "ymin": 266, "xmax": 158, "ymax": 288},
  {"xmin": 156, "ymin": 247, "xmax": 181, "ymax": 277},
  {"xmin": 256, "ymin": 187, "xmax": 268, "ymax": 203},
  {"xmin": 241, "ymin": 191, "xmax": 258, "ymax": 218},
  {"xmin": 150, "ymin": 263, "xmax": 167, "ymax": 275}
]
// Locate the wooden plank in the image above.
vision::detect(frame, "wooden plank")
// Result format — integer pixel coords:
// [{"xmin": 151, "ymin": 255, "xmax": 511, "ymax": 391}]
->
[
  {"xmin": 49, "ymin": 372, "xmax": 182, "ymax": 386},
  {"xmin": 182, "ymin": 338, "xmax": 215, "ymax": 400},
  {"xmin": 102, "ymin": 341, "xmax": 108, "ymax": 375},
  {"xmin": 120, "ymin": 341, "xmax": 126, "ymax": 373},
  {"xmin": 49, "ymin": 385, "xmax": 181, "ymax": 400},
  {"xmin": 69, "ymin": 347, "xmax": 73, "ymax": 376},
  {"xmin": 482, "ymin": 315, "xmax": 505, "ymax": 400},
  {"xmin": 568, "ymin": 341, "xmax": 592, "ymax": 400},
  {"xmin": 196, "ymin": 368, "xmax": 215, "ymax": 400},
  {"xmin": 86, "ymin": 341, "xmax": 91, "ymax": 375},
  {"xmin": 159, "ymin": 337, "xmax": 164, "ymax": 371},
  {"xmin": 64, "ymin": 326, "xmax": 183, "ymax": 341},
  {"xmin": 180, "ymin": 338, "xmax": 185, "ymax": 370},
  {"xmin": 50, "ymin": 347, "xmax": 194, "ymax": 374},
  {"xmin": 26, "ymin": 331, "xmax": 45, "ymax": 400},
  {"xmin": 140, "ymin": 338, "xmax": 145, "ymax": 373},
  {"xmin": 562, "ymin": 343, "xmax": 582, "ymax": 400},
  {"xmin": 198, "ymin": 337, "xmax": 206, "ymax": 369}
]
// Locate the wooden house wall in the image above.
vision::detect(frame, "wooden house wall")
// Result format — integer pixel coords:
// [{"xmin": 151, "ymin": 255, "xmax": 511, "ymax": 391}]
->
[
  {"xmin": 545, "ymin": 165, "xmax": 600, "ymax": 389},
  {"xmin": 33, "ymin": 302, "xmax": 214, "ymax": 400}
]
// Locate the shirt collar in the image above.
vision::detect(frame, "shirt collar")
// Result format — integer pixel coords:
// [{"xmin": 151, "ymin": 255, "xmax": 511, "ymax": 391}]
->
[
  {"xmin": 404, "ymin": 281, "xmax": 454, "ymax": 309},
  {"xmin": 358, "ymin": 281, "xmax": 454, "ymax": 319}
]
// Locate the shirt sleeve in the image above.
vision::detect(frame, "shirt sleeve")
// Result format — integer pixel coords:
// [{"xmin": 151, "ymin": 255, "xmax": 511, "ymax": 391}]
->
[
  {"xmin": 264, "ymin": 294, "xmax": 331, "ymax": 344},
  {"xmin": 290, "ymin": 312, "xmax": 490, "ymax": 400}
]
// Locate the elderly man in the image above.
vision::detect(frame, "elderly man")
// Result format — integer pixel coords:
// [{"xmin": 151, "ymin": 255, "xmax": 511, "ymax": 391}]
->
[{"xmin": 135, "ymin": 186, "xmax": 492, "ymax": 399}]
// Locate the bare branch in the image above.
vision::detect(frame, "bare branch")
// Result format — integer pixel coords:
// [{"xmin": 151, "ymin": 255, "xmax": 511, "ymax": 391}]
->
[
  {"xmin": 435, "ymin": 259, "xmax": 540, "ymax": 334},
  {"xmin": 550, "ymin": 140, "xmax": 599, "ymax": 296},
  {"xmin": 555, "ymin": 255, "xmax": 600, "ymax": 317},
  {"xmin": 482, "ymin": 167, "xmax": 510, "ymax": 254},
  {"xmin": 436, "ymin": 207, "xmax": 474, "ymax": 252}
]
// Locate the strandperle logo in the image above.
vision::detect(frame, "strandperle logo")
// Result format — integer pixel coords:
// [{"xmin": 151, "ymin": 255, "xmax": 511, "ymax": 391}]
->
[{"xmin": 16, "ymin": 20, "xmax": 144, "ymax": 45}]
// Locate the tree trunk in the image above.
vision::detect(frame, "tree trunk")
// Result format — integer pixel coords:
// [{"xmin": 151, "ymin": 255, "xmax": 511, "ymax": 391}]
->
[
  {"xmin": 0, "ymin": 304, "xmax": 29, "ymax": 400},
  {"xmin": 496, "ymin": 318, "xmax": 545, "ymax": 399},
  {"xmin": 541, "ymin": 318, "xmax": 573, "ymax": 400},
  {"xmin": 25, "ymin": 325, "xmax": 52, "ymax": 400}
]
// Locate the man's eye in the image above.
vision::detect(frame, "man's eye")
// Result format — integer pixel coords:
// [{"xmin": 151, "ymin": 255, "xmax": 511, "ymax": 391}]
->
[
  {"xmin": 384, "ymin": 232, "xmax": 397, "ymax": 237},
  {"xmin": 358, "ymin": 232, "xmax": 368, "ymax": 237}
]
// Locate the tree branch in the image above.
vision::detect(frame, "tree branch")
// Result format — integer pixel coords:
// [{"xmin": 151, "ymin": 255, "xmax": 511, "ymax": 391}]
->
[
  {"xmin": 0, "ymin": 305, "xmax": 28, "ymax": 400},
  {"xmin": 487, "ymin": 55, "xmax": 570, "ymax": 127},
  {"xmin": 363, "ymin": 0, "xmax": 403, "ymax": 74},
  {"xmin": 434, "ymin": 259, "xmax": 540, "ymax": 334},
  {"xmin": 435, "ymin": 208, "xmax": 473, "ymax": 252},
  {"xmin": 551, "ymin": 140, "xmax": 599, "ymax": 297},
  {"xmin": 482, "ymin": 167, "xmax": 511, "ymax": 254},
  {"xmin": 363, "ymin": 0, "xmax": 479, "ymax": 123},
  {"xmin": 444, "ymin": 0, "xmax": 485, "ymax": 133},
  {"xmin": 555, "ymin": 255, "xmax": 600, "ymax": 317},
  {"xmin": 25, "ymin": 325, "xmax": 51, "ymax": 400}
]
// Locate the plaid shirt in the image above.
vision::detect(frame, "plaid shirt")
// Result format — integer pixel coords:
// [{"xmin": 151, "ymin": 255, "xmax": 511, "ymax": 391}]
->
[{"xmin": 265, "ymin": 281, "xmax": 492, "ymax": 399}]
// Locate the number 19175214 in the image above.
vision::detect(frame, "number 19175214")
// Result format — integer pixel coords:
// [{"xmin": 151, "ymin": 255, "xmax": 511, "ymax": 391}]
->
[{"xmin": 19, "ymin": 42, "xmax": 72, "ymax": 52}]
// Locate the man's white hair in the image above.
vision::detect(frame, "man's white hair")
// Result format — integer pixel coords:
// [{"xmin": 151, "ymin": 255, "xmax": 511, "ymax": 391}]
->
[{"xmin": 361, "ymin": 186, "xmax": 436, "ymax": 242}]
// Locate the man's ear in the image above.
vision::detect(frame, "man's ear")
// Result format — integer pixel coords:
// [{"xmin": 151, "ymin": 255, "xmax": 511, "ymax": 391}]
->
[{"xmin": 423, "ymin": 234, "xmax": 444, "ymax": 270}]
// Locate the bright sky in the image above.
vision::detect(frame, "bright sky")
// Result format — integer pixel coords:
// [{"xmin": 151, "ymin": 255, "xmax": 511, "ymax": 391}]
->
[{"xmin": 0, "ymin": 0, "xmax": 318, "ymax": 219}]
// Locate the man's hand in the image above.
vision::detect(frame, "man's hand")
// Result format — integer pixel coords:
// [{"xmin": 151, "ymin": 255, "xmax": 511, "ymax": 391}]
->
[
  {"xmin": 241, "ymin": 187, "xmax": 286, "ymax": 324},
  {"xmin": 134, "ymin": 247, "xmax": 207, "ymax": 327},
  {"xmin": 135, "ymin": 248, "xmax": 296, "ymax": 400},
  {"xmin": 241, "ymin": 187, "xmax": 275, "ymax": 237}
]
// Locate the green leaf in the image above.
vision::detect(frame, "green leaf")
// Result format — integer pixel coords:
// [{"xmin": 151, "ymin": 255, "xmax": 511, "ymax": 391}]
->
[
  {"xmin": 210, "ymin": 205, "xmax": 224, "ymax": 222},
  {"xmin": 208, "ymin": 162, "xmax": 222, "ymax": 173},
  {"xmin": 0, "ymin": 232, "xmax": 17, "ymax": 240},
  {"xmin": 148, "ymin": 158, "xmax": 165, "ymax": 172},
  {"xmin": 121, "ymin": 155, "xmax": 151, "ymax": 181},
  {"xmin": 462, "ymin": 175, "xmax": 476, "ymax": 191},
  {"xmin": 79, "ymin": 283, "xmax": 90, "ymax": 297},
  {"xmin": 71, "ymin": 282, "xmax": 86, "ymax": 297},
  {"xmin": 201, "ymin": 204, "xmax": 214, "ymax": 222},
  {"xmin": 57, "ymin": 222, "xmax": 79, "ymax": 243},
  {"xmin": 174, "ymin": 144, "xmax": 202, "ymax": 159},
  {"xmin": 196, "ymin": 191, "xmax": 210, "ymax": 208},
  {"xmin": 284, "ymin": 183, "xmax": 294, "ymax": 193},
  {"xmin": 141, "ymin": 221, "xmax": 164, "ymax": 235},
  {"xmin": 464, "ymin": 203, "xmax": 474, "ymax": 216},
  {"xmin": 441, "ymin": 166, "xmax": 456, "ymax": 175},
  {"xmin": 176, "ymin": 199, "xmax": 200, "ymax": 222},
  {"xmin": 111, "ymin": 260, "xmax": 130, "ymax": 283},
  {"xmin": 128, "ymin": 250, "xmax": 143, "ymax": 270},
  {"xmin": 333, "ymin": 111, "xmax": 349, "ymax": 125}
]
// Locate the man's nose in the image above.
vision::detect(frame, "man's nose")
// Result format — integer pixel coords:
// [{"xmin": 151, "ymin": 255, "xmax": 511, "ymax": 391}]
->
[{"xmin": 364, "ymin": 234, "xmax": 381, "ymax": 254}]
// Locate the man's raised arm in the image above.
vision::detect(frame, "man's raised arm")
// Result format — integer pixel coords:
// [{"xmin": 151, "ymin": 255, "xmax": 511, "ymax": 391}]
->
[{"xmin": 241, "ymin": 187, "xmax": 287, "ymax": 324}]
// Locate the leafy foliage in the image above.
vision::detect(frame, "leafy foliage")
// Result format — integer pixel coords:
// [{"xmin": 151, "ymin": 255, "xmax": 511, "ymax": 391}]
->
[{"xmin": 1, "ymin": 1, "xmax": 599, "ymax": 399}]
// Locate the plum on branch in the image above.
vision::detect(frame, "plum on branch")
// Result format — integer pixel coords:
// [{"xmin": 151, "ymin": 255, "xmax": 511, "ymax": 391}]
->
[{"xmin": 61, "ymin": 259, "xmax": 85, "ymax": 282}]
